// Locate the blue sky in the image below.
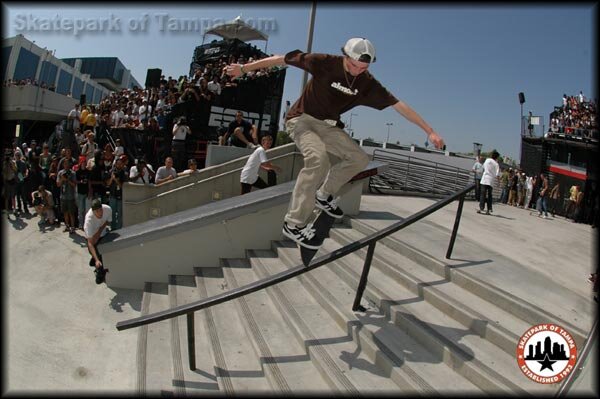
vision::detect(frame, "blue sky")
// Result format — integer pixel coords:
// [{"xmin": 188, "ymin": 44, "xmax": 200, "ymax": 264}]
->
[{"xmin": 2, "ymin": 3, "xmax": 596, "ymax": 161}]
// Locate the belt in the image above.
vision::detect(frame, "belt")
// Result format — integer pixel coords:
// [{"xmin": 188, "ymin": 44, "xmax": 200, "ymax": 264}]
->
[{"xmin": 172, "ymin": 139, "xmax": 186, "ymax": 143}]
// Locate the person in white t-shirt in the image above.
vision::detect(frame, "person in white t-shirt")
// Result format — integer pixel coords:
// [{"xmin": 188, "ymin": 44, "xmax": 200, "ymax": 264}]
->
[
  {"xmin": 171, "ymin": 117, "xmax": 190, "ymax": 171},
  {"xmin": 471, "ymin": 155, "xmax": 484, "ymax": 201},
  {"xmin": 478, "ymin": 150, "xmax": 500, "ymax": 215},
  {"xmin": 240, "ymin": 134, "xmax": 281, "ymax": 195},
  {"xmin": 84, "ymin": 199, "xmax": 112, "ymax": 284},
  {"xmin": 68, "ymin": 104, "xmax": 81, "ymax": 132}
]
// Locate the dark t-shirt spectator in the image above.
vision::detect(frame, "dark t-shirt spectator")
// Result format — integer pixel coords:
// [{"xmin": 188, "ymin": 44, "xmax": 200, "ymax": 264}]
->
[
  {"xmin": 89, "ymin": 164, "xmax": 106, "ymax": 197},
  {"xmin": 76, "ymin": 167, "xmax": 89, "ymax": 196},
  {"xmin": 228, "ymin": 119, "xmax": 254, "ymax": 147},
  {"xmin": 109, "ymin": 168, "xmax": 127, "ymax": 200}
]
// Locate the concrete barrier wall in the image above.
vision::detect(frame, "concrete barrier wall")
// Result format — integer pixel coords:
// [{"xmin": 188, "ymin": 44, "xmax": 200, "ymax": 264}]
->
[
  {"xmin": 122, "ymin": 142, "xmax": 302, "ymax": 226},
  {"xmin": 101, "ymin": 161, "xmax": 387, "ymax": 290}
]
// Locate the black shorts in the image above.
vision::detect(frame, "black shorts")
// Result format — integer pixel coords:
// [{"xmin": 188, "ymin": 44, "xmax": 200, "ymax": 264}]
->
[{"xmin": 61, "ymin": 199, "xmax": 77, "ymax": 214}]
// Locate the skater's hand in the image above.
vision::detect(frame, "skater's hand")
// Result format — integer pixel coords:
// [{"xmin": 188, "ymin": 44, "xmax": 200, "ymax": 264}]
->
[
  {"xmin": 95, "ymin": 259, "xmax": 103, "ymax": 268},
  {"xmin": 428, "ymin": 131, "xmax": 445, "ymax": 150},
  {"xmin": 223, "ymin": 64, "xmax": 244, "ymax": 80}
]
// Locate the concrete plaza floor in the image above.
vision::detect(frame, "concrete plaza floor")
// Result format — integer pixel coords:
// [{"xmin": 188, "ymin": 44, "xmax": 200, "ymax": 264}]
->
[{"xmin": 3, "ymin": 195, "xmax": 597, "ymax": 395}]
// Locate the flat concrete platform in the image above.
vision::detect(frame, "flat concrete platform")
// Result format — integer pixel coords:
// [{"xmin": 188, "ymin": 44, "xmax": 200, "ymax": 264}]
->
[{"xmin": 3, "ymin": 194, "xmax": 597, "ymax": 395}]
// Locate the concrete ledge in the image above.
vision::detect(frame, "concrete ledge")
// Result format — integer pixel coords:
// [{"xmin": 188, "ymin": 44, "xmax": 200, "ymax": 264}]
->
[{"xmin": 101, "ymin": 161, "xmax": 388, "ymax": 289}]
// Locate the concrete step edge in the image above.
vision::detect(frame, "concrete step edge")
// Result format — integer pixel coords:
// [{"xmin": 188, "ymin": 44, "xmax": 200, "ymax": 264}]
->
[
  {"xmin": 315, "ymin": 249, "xmax": 536, "ymax": 395},
  {"xmin": 347, "ymin": 217, "xmax": 588, "ymax": 345},
  {"xmin": 139, "ymin": 282, "xmax": 176, "ymax": 396},
  {"xmin": 330, "ymin": 226, "xmax": 521, "ymax": 357},
  {"xmin": 272, "ymin": 241, "xmax": 455, "ymax": 395},
  {"xmin": 246, "ymin": 251, "xmax": 359, "ymax": 395},
  {"xmin": 167, "ymin": 275, "xmax": 188, "ymax": 397},
  {"xmin": 193, "ymin": 267, "xmax": 233, "ymax": 395},
  {"xmin": 171, "ymin": 275, "xmax": 221, "ymax": 394},
  {"xmin": 220, "ymin": 258, "xmax": 292, "ymax": 394}
]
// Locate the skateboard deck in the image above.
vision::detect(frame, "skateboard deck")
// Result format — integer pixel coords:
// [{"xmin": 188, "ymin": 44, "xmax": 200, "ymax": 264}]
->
[{"xmin": 299, "ymin": 210, "xmax": 336, "ymax": 266}]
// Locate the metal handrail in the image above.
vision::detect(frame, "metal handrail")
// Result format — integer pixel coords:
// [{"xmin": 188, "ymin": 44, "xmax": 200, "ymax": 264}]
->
[{"xmin": 116, "ymin": 182, "xmax": 475, "ymax": 370}]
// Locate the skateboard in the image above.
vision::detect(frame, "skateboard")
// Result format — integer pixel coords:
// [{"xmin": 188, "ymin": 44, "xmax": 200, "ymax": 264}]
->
[
  {"xmin": 299, "ymin": 210, "xmax": 336, "ymax": 267},
  {"xmin": 94, "ymin": 266, "xmax": 108, "ymax": 284}
]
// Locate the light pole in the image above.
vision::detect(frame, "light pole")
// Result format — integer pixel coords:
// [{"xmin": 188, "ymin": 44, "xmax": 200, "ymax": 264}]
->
[
  {"xmin": 348, "ymin": 112, "xmax": 358, "ymax": 132},
  {"xmin": 301, "ymin": 1, "xmax": 317, "ymax": 93},
  {"xmin": 473, "ymin": 142, "xmax": 482, "ymax": 158},
  {"xmin": 386, "ymin": 122, "xmax": 393, "ymax": 143}
]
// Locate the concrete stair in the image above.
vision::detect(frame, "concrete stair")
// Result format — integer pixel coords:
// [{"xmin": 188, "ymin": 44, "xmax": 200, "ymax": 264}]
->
[{"xmin": 132, "ymin": 215, "xmax": 571, "ymax": 395}]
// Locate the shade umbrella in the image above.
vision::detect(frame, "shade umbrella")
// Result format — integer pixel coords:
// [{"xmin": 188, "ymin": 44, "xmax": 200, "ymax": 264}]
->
[{"xmin": 203, "ymin": 16, "xmax": 269, "ymax": 51}]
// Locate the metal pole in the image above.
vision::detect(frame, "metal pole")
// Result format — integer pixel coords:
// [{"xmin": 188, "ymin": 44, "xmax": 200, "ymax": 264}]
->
[
  {"xmin": 301, "ymin": 1, "xmax": 317, "ymax": 93},
  {"xmin": 446, "ymin": 194, "xmax": 465, "ymax": 259},
  {"xmin": 186, "ymin": 313, "xmax": 196, "ymax": 370},
  {"xmin": 352, "ymin": 242, "xmax": 377, "ymax": 311}
]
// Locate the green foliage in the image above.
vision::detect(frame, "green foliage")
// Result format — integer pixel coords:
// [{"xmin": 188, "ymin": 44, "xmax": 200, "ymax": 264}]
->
[{"xmin": 276, "ymin": 130, "xmax": 293, "ymax": 146}]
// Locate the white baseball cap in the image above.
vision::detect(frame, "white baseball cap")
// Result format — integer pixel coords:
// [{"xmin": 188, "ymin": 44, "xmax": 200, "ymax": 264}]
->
[{"xmin": 342, "ymin": 38, "xmax": 376, "ymax": 63}]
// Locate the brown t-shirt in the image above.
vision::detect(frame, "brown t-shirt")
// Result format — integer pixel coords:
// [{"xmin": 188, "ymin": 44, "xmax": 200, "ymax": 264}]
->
[{"xmin": 284, "ymin": 50, "xmax": 398, "ymax": 124}]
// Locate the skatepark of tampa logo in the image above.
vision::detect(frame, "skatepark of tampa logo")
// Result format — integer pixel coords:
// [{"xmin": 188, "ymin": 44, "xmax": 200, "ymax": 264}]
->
[{"xmin": 517, "ymin": 323, "xmax": 577, "ymax": 384}]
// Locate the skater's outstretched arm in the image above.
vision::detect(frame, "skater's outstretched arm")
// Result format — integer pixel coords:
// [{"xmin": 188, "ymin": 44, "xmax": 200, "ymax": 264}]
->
[
  {"xmin": 223, "ymin": 55, "xmax": 286, "ymax": 80},
  {"xmin": 392, "ymin": 100, "xmax": 445, "ymax": 150}
]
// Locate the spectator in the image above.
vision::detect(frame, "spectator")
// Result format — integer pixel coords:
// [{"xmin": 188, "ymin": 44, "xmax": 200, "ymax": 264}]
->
[
  {"xmin": 3, "ymin": 152, "xmax": 17, "ymax": 214},
  {"xmin": 471, "ymin": 155, "xmax": 484, "ymax": 202},
  {"xmin": 549, "ymin": 182, "xmax": 561, "ymax": 217},
  {"xmin": 154, "ymin": 156, "xmax": 177, "ymax": 185},
  {"xmin": 224, "ymin": 111, "xmax": 258, "ymax": 148},
  {"xmin": 56, "ymin": 158, "xmax": 77, "ymax": 234},
  {"xmin": 13, "ymin": 151, "xmax": 30, "ymax": 215},
  {"xmin": 508, "ymin": 169, "xmax": 518, "ymax": 206},
  {"xmin": 129, "ymin": 158, "xmax": 155, "ymax": 184},
  {"xmin": 31, "ymin": 184, "xmax": 56, "ymax": 226},
  {"xmin": 75, "ymin": 128, "xmax": 86, "ymax": 150},
  {"xmin": 524, "ymin": 174, "xmax": 534, "ymax": 209},
  {"xmin": 536, "ymin": 173, "xmax": 549, "ymax": 219},
  {"xmin": 176, "ymin": 158, "xmax": 200, "ymax": 177},
  {"xmin": 58, "ymin": 147, "xmax": 77, "ymax": 172},
  {"xmin": 81, "ymin": 131, "xmax": 98, "ymax": 162},
  {"xmin": 84, "ymin": 199, "xmax": 111, "ymax": 284},
  {"xmin": 89, "ymin": 150, "xmax": 107, "ymax": 202},
  {"xmin": 500, "ymin": 168, "xmax": 510, "ymax": 204},
  {"xmin": 477, "ymin": 150, "xmax": 500, "ymax": 215},
  {"xmin": 38, "ymin": 144, "xmax": 52, "ymax": 182},
  {"xmin": 67, "ymin": 104, "xmax": 81, "ymax": 132},
  {"xmin": 565, "ymin": 184, "xmax": 580, "ymax": 219},
  {"xmin": 75, "ymin": 156, "xmax": 91, "ymax": 230},
  {"xmin": 573, "ymin": 189, "xmax": 585, "ymax": 223},
  {"xmin": 171, "ymin": 117, "xmax": 190, "ymax": 172},
  {"xmin": 107, "ymin": 156, "xmax": 128, "ymax": 230},
  {"xmin": 112, "ymin": 139, "xmax": 125, "ymax": 162},
  {"xmin": 240, "ymin": 134, "xmax": 281, "ymax": 195},
  {"xmin": 138, "ymin": 99, "xmax": 152, "ymax": 124},
  {"xmin": 517, "ymin": 172, "xmax": 526, "ymax": 208}
]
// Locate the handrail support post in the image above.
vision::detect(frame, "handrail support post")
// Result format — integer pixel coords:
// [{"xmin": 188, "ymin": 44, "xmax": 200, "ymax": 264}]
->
[
  {"xmin": 352, "ymin": 242, "xmax": 377, "ymax": 311},
  {"xmin": 186, "ymin": 313, "xmax": 196, "ymax": 370},
  {"xmin": 446, "ymin": 194, "xmax": 465, "ymax": 259}
]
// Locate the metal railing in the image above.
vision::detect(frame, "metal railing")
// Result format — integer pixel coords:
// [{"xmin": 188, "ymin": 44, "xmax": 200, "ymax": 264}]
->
[{"xmin": 116, "ymin": 183, "xmax": 475, "ymax": 371}]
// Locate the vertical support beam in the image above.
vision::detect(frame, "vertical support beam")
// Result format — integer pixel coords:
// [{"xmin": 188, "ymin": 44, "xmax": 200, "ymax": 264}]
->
[
  {"xmin": 352, "ymin": 242, "xmax": 377, "ymax": 311},
  {"xmin": 186, "ymin": 313, "xmax": 196, "ymax": 370},
  {"xmin": 446, "ymin": 194, "xmax": 465, "ymax": 259}
]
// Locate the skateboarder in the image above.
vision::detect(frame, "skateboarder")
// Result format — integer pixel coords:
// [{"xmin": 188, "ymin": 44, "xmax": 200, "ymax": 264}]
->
[
  {"xmin": 84, "ymin": 199, "xmax": 112, "ymax": 284},
  {"xmin": 225, "ymin": 37, "xmax": 445, "ymax": 250}
]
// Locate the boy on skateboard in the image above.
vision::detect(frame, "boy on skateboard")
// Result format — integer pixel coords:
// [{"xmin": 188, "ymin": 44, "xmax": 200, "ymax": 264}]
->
[{"xmin": 225, "ymin": 37, "xmax": 445, "ymax": 251}]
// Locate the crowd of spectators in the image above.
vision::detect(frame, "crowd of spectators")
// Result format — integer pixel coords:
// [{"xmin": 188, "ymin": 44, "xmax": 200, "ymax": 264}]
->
[
  {"xmin": 3, "ymin": 77, "xmax": 56, "ymax": 91},
  {"xmin": 548, "ymin": 92, "xmax": 597, "ymax": 140},
  {"xmin": 490, "ymin": 167, "xmax": 598, "ymax": 226}
]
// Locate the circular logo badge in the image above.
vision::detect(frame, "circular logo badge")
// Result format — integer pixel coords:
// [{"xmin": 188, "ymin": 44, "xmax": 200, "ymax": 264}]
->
[{"xmin": 517, "ymin": 323, "xmax": 578, "ymax": 384}]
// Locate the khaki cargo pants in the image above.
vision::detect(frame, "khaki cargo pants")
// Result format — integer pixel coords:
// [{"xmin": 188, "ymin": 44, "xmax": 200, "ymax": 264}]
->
[{"xmin": 284, "ymin": 113, "xmax": 369, "ymax": 227}]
